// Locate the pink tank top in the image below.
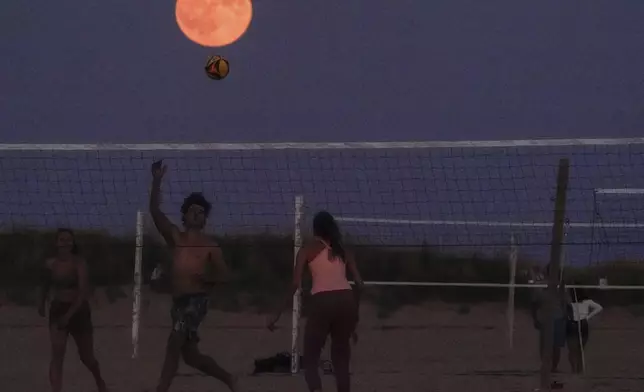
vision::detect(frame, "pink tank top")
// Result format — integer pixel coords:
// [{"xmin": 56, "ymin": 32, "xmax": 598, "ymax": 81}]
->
[{"xmin": 309, "ymin": 239, "xmax": 352, "ymax": 295}]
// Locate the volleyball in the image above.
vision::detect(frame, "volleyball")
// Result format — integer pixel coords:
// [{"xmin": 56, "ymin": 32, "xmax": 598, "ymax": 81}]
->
[{"xmin": 205, "ymin": 55, "xmax": 229, "ymax": 80}]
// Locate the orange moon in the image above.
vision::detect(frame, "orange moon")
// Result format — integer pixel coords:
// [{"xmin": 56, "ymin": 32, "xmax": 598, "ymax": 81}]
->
[{"xmin": 175, "ymin": 0, "xmax": 253, "ymax": 47}]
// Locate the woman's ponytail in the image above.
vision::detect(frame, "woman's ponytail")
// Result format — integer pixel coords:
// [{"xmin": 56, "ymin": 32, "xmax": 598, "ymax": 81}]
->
[{"xmin": 328, "ymin": 226, "xmax": 346, "ymax": 262}]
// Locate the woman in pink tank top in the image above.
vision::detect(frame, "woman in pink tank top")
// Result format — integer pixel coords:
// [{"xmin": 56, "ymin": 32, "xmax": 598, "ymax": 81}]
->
[{"xmin": 267, "ymin": 211, "xmax": 364, "ymax": 392}]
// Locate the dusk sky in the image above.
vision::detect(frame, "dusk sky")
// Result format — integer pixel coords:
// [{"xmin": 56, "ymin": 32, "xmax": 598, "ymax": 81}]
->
[
  {"xmin": 2, "ymin": 1, "xmax": 644, "ymax": 265},
  {"xmin": 2, "ymin": 0, "xmax": 644, "ymax": 143}
]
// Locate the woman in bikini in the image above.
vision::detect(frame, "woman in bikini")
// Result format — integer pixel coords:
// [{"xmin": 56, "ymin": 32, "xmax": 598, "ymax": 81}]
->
[
  {"xmin": 268, "ymin": 211, "xmax": 364, "ymax": 392},
  {"xmin": 38, "ymin": 228, "xmax": 108, "ymax": 392}
]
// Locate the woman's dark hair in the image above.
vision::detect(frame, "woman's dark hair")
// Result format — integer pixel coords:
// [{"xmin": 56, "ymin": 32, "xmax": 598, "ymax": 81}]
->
[
  {"xmin": 56, "ymin": 227, "xmax": 79, "ymax": 255},
  {"xmin": 313, "ymin": 211, "xmax": 345, "ymax": 261},
  {"xmin": 181, "ymin": 192, "xmax": 212, "ymax": 217}
]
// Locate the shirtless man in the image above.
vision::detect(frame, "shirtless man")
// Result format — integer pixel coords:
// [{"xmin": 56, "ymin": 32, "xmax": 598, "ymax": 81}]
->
[{"xmin": 149, "ymin": 160, "xmax": 238, "ymax": 392}]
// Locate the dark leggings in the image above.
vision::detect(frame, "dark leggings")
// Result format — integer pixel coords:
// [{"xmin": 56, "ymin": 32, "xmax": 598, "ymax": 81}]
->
[
  {"xmin": 304, "ymin": 289, "xmax": 357, "ymax": 392},
  {"xmin": 566, "ymin": 319, "xmax": 589, "ymax": 373},
  {"xmin": 566, "ymin": 319, "xmax": 589, "ymax": 346}
]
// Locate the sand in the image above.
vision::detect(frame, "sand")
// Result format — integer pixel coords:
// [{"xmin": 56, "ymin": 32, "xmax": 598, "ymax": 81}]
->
[{"xmin": 2, "ymin": 290, "xmax": 643, "ymax": 392}]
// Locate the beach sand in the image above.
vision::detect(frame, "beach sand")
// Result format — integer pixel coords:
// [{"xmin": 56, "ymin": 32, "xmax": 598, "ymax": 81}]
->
[{"xmin": 1, "ymin": 290, "xmax": 643, "ymax": 391}]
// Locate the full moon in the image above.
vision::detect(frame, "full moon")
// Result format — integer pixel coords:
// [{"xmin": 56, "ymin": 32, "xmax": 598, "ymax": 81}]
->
[{"xmin": 175, "ymin": 0, "xmax": 253, "ymax": 47}]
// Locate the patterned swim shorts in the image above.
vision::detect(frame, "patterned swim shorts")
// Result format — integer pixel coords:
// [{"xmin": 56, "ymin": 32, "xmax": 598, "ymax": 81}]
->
[{"xmin": 170, "ymin": 293, "xmax": 210, "ymax": 342}]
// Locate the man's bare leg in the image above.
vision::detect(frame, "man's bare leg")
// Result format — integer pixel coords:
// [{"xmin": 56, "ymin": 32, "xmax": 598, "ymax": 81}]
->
[
  {"xmin": 155, "ymin": 332, "xmax": 185, "ymax": 392},
  {"xmin": 182, "ymin": 342, "xmax": 238, "ymax": 391}
]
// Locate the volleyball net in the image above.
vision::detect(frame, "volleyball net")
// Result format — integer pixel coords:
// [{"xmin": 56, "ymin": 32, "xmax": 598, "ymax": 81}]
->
[{"xmin": 2, "ymin": 138, "xmax": 644, "ymax": 388}]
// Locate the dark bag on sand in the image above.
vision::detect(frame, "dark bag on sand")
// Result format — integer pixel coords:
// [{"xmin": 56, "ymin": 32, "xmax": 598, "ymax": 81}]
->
[{"xmin": 253, "ymin": 352, "xmax": 301, "ymax": 374}]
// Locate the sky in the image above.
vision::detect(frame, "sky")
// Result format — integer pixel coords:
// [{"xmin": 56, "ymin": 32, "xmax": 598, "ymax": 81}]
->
[
  {"xmin": 2, "ymin": 0, "xmax": 644, "ymax": 143},
  {"xmin": 2, "ymin": 1, "xmax": 644, "ymax": 265}
]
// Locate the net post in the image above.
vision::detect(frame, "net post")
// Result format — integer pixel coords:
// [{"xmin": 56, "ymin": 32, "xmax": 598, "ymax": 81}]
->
[
  {"xmin": 291, "ymin": 195, "xmax": 304, "ymax": 374},
  {"xmin": 132, "ymin": 210, "xmax": 145, "ymax": 359},
  {"xmin": 563, "ymin": 221, "xmax": 586, "ymax": 375},
  {"xmin": 588, "ymin": 190, "xmax": 598, "ymax": 267},
  {"xmin": 575, "ymin": 286, "xmax": 587, "ymax": 374},
  {"xmin": 540, "ymin": 158, "xmax": 570, "ymax": 389},
  {"xmin": 507, "ymin": 233, "xmax": 518, "ymax": 350}
]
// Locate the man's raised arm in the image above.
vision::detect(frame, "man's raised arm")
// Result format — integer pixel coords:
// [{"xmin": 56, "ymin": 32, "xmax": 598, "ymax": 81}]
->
[{"xmin": 149, "ymin": 160, "xmax": 179, "ymax": 246}]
